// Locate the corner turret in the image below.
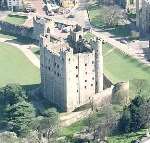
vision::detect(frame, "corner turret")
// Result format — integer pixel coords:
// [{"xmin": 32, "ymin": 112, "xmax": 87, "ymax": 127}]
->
[{"xmin": 95, "ymin": 38, "xmax": 103, "ymax": 93}]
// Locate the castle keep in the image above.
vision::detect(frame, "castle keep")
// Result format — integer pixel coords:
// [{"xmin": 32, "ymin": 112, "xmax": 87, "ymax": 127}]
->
[{"xmin": 40, "ymin": 25, "xmax": 103, "ymax": 112}]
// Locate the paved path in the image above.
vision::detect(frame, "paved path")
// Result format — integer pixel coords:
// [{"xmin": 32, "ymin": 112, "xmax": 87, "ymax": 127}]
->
[{"xmin": 0, "ymin": 37, "xmax": 40, "ymax": 68}]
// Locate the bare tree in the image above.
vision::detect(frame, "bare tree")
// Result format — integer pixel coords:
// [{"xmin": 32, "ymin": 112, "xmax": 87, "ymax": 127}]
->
[{"xmin": 101, "ymin": 5, "xmax": 127, "ymax": 27}]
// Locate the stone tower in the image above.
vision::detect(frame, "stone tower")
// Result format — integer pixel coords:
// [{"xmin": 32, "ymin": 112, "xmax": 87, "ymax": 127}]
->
[
  {"xmin": 40, "ymin": 24, "xmax": 104, "ymax": 112},
  {"xmin": 95, "ymin": 38, "xmax": 103, "ymax": 93},
  {"xmin": 136, "ymin": 0, "xmax": 142, "ymax": 28}
]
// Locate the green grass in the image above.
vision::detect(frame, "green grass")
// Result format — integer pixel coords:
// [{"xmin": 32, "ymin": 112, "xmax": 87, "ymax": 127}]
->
[
  {"xmin": 103, "ymin": 43, "xmax": 150, "ymax": 83},
  {"xmin": 0, "ymin": 43, "xmax": 40, "ymax": 87},
  {"xmin": 30, "ymin": 47, "xmax": 40, "ymax": 59},
  {"xmin": 61, "ymin": 105, "xmax": 123, "ymax": 137},
  {"xmin": 108, "ymin": 129, "xmax": 147, "ymax": 143},
  {"xmin": 88, "ymin": 4, "xmax": 106, "ymax": 28},
  {"xmin": 129, "ymin": 79, "xmax": 150, "ymax": 99},
  {"xmin": 61, "ymin": 119, "xmax": 87, "ymax": 136},
  {"xmin": 3, "ymin": 14, "xmax": 27, "ymax": 25}
]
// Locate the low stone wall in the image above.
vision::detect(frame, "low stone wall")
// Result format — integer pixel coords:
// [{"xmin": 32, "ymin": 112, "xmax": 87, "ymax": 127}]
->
[
  {"xmin": 60, "ymin": 86, "xmax": 114, "ymax": 127},
  {"xmin": 0, "ymin": 21, "xmax": 33, "ymax": 38}
]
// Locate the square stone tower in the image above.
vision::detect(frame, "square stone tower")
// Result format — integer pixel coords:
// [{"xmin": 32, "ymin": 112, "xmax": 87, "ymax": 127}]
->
[{"xmin": 40, "ymin": 25, "xmax": 103, "ymax": 112}]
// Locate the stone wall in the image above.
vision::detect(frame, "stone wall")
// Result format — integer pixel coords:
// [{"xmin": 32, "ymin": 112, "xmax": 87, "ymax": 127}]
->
[
  {"xmin": 0, "ymin": 21, "xmax": 33, "ymax": 38},
  {"xmin": 60, "ymin": 86, "xmax": 114, "ymax": 127}
]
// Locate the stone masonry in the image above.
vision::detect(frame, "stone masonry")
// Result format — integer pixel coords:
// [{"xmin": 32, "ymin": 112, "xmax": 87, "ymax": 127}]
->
[{"xmin": 40, "ymin": 25, "xmax": 103, "ymax": 112}]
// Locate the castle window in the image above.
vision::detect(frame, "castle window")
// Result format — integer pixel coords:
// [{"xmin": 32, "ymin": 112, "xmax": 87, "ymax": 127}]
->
[
  {"xmin": 91, "ymin": 84, "xmax": 93, "ymax": 86},
  {"xmin": 48, "ymin": 67, "xmax": 50, "ymax": 71},
  {"xmin": 76, "ymin": 75, "xmax": 78, "ymax": 78},
  {"xmin": 85, "ymin": 72, "xmax": 87, "ymax": 75},
  {"xmin": 85, "ymin": 64, "xmax": 87, "ymax": 66},
  {"xmin": 57, "ymin": 73, "xmax": 59, "ymax": 77},
  {"xmin": 85, "ymin": 86, "xmax": 87, "ymax": 89},
  {"xmin": 92, "ymin": 77, "xmax": 94, "ymax": 80},
  {"xmin": 77, "ymin": 90, "xmax": 78, "ymax": 93},
  {"xmin": 85, "ymin": 80, "xmax": 87, "ymax": 82},
  {"xmin": 76, "ymin": 66, "xmax": 78, "ymax": 69},
  {"xmin": 68, "ymin": 58, "xmax": 70, "ymax": 61},
  {"xmin": 47, "ymin": 27, "xmax": 50, "ymax": 33},
  {"xmin": 54, "ymin": 63, "xmax": 56, "ymax": 67},
  {"xmin": 57, "ymin": 65, "xmax": 59, "ymax": 68},
  {"xmin": 92, "ymin": 61, "xmax": 94, "ymax": 64}
]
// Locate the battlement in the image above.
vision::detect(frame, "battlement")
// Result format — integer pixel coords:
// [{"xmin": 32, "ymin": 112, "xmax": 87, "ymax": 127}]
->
[{"xmin": 40, "ymin": 24, "xmax": 96, "ymax": 56}]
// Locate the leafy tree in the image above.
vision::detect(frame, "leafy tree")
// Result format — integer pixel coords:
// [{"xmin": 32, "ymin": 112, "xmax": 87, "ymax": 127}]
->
[
  {"xmin": 120, "ymin": 96, "xmax": 150, "ymax": 133},
  {"xmin": 7, "ymin": 101, "xmax": 36, "ymax": 136},
  {"xmin": 0, "ymin": 84, "xmax": 28, "ymax": 131},
  {"xmin": 1, "ymin": 84, "xmax": 27, "ymax": 106},
  {"xmin": 119, "ymin": 107, "xmax": 131, "ymax": 133}
]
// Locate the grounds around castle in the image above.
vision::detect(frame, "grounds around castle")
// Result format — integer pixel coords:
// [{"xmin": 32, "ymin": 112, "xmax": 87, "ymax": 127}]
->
[{"xmin": 0, "ymin": 42, "xmax": 40, "ymax": 87}]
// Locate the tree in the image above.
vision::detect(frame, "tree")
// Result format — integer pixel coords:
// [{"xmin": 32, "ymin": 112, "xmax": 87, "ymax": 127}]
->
[
  {"xmin": 119, "ymin": 96, "xmax": 150, "ymax": 133},
  {"xmin": 32, "ymin": 108, "xmax": 59, "ymax": 142},
  {"xmin": 2, "ymin": 84, "xmax": 27, "ymax": 105},
  {"xmin": 100, "ymin": 5, "xmax": 127, "ymax": 27},
  {"xmin": 0, "ymin": 84, "xmax": 28, "ymax": 131},
  {"xmin": 7, "ymin": 101, "xmax": 36, "ymax": 136},
  {"xmin": 119, "ymin": 107, "xmax": 131, "ymax": 133}
]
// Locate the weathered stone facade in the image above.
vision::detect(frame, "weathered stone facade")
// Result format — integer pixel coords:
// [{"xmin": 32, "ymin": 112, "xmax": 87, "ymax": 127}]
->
[
  {"xmin": 40, "ymin": 25, "xmax": 103, "ymax": 112},
  {"xmin": 136, "ymin": 0, "xmax": 150, "ymax": 34},
  {"xmin": 33, "ymin": 16, "xmax": 55, "ymax": 42}
]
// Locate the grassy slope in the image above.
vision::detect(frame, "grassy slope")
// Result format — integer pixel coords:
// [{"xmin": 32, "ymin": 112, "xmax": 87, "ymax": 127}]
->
[
  {"xmin": 0, "ymin": 43, "xmax": 40, "ymax": 87},
  {"xmin": 3, "ymin": 15, "xmax": 27, "ymax": 25},
  {"xmin": 103, "ymin": 43, "xmax": 150, "ymax": 83},
  {"xmin": 108, "ymin": 129, "xmax": 147, "ymax": 143}
]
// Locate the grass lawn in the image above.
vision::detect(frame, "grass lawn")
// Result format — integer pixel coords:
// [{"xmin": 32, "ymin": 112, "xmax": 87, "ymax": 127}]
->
[
  {"xmin": 3, "ymin": 14, "xmax": 28, "ymax": 25},
  {"xmin": 0, "ymin": 43, "xmax": 40, "ymax": 87},
  {"xmin": 103, "ymin": 43, "xmax": 150, "ymax": 83},
  {"xmin": 30, "ymin": 47, "xmax": 40, "ymax": 59},
  {"xmin": 108, "ymin": 129, "xmax": 147, "ymax": 143}
]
